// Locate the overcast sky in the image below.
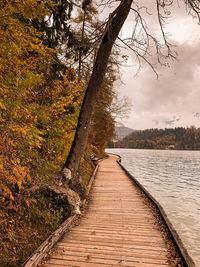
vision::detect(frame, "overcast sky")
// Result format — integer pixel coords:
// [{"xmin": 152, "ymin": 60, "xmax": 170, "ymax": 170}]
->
[{"xmin": 115, "ymin": 1, "xmax": 200, "ymax": 130}]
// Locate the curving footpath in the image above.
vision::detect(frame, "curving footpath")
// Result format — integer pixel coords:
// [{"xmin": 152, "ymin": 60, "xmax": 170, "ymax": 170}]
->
[{"xmin": 44, "ymin": 154, "xmax": 184, "ymax": 267}]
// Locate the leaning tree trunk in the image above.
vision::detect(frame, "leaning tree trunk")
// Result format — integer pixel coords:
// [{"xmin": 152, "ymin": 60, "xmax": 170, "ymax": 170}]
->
[{"xmin": 63, "ymin": 0, "xmax": 133, "ymax": 180}]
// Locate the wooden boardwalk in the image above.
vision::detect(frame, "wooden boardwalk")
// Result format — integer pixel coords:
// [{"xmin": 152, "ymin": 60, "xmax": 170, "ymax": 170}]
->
[{"xmin": 44, "ymin": 154, "xmax": 180, "ymax": 267}]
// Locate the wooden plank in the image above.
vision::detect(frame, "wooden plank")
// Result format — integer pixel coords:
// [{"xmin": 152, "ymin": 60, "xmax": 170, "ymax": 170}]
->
[
  {"xmin": 47, "ymin": 253, "xmax": 169, "ymax": 265},
  {"xmin": 75, "ymin": 223, "xmax": 160, "ymax": 230},
  {"xmin": 56, "ymin": 240, "xmax": 169, "ymax": 253},
  {"xmin": 54, "ymin": 244, "xmax": 169, "ymax": 258},
  {"xmin": 45, "ymin": 258, "xmax": 170, "ymax": 267},
  {"xmin": 69, "ymin": 228, "xmax": 163, "ymax": 236},
  {"xmin": 48, "ymin": 248, "xmax": 170, "ymax": 264},
  {"xmin": 63, "ymin": 232, "xmax": 165, "ymax": 243},
  {"xmin": 59, "ymin": 237, "xmax": 167, "ymax": 249}
]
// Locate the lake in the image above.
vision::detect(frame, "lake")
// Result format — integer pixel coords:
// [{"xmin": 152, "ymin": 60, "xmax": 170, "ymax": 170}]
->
[{"xmin": 106, "ymin": 148, "xmax": 200, "ymax": 266}]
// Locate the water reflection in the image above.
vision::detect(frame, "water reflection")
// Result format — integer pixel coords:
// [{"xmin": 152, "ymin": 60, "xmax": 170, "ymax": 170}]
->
[{"xmin": 106, "ymin": 148, "xmax": 200, "ymax": 266}]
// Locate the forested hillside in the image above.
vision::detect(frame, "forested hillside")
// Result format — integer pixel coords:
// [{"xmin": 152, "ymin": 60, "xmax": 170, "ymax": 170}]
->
[
  {"xmin": 108, "ymin": 127, "xmax": 200, "ymax": 150},
  {"xmin": 0, "ymin": 1, "xmax": 118, "ymax": 265}
]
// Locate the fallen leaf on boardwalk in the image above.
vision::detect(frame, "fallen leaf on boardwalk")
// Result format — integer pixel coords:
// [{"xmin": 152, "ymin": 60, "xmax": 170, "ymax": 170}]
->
[
  {"xmin": 86, "ymin": 255, "xmax": 91, "ymax": 260},
  {"xmin": 91, "ymin": 231, "xmax": 96, "ymax": 235}
]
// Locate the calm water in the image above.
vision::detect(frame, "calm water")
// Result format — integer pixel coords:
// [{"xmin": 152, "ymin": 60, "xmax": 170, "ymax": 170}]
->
[{"xmin": 106, "ymin": 148, "xmax": 200, "ymax": 266}]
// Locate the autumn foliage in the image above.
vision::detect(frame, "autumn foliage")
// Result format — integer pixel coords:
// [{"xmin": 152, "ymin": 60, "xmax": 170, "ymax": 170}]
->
[
  {"xmin": 0, "ymin": 0, "xmax": 83, "ymax": 200},
  {"xmin": 0, "ymin": 1, "xmax": 116, "ymax": 265},
  {"xmin": 0, "ymin": 1, "xmax": 84, "ymax": 265}
]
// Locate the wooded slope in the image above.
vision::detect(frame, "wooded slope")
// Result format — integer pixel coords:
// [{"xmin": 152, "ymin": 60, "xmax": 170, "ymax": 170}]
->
[{"xmin": 108, "ymin": 127, "xmax": 200, "ymax": 150}]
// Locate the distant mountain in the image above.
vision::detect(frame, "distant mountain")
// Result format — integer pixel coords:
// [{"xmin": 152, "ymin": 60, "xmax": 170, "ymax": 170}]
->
[{"xmin": 115, "ymin": 126, "xmax": 134, "ymax": 140}]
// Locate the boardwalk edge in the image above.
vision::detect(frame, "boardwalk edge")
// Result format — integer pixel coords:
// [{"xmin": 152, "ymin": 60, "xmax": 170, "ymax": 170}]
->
[
  {"xmin": 23, "ymin": 162, "xmax": 100, "ymax": 267},
  {"xmin": 110, "ymin": 153, "xmax": 195, "ymax": 267}
]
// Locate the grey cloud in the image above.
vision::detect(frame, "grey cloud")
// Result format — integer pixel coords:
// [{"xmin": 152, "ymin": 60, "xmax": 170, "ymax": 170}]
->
[
  {"xmin": 163, "ymin": 117, "xmax": 181, "ymax": 126},
  {"xmin": 127, "ymin": 40, "xmax": 200, "ymax": 114},
  {"xmin": 163, "ymin": 120, "xmax": 176, "ymax": 126}
]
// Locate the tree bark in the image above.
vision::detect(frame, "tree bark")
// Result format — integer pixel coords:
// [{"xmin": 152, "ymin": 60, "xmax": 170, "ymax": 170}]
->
[
  {"xmin": 78, "ymin": 12, "xmax": 86, "ymax": 79},
  {"xmin": 64, "ymin": 0, "xmax": 133, "ymax": 179}
]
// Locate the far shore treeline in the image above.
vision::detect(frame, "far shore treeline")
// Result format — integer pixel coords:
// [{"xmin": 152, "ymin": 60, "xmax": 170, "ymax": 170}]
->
[{"xmin": 108, "ymin": 127, "xmax": 200, "ymax": 150}]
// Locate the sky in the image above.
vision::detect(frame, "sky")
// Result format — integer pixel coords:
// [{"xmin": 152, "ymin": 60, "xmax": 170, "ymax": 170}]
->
[{"xmin": 115, "ymin": 1, "xmax": 200, "ymax": 130}]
